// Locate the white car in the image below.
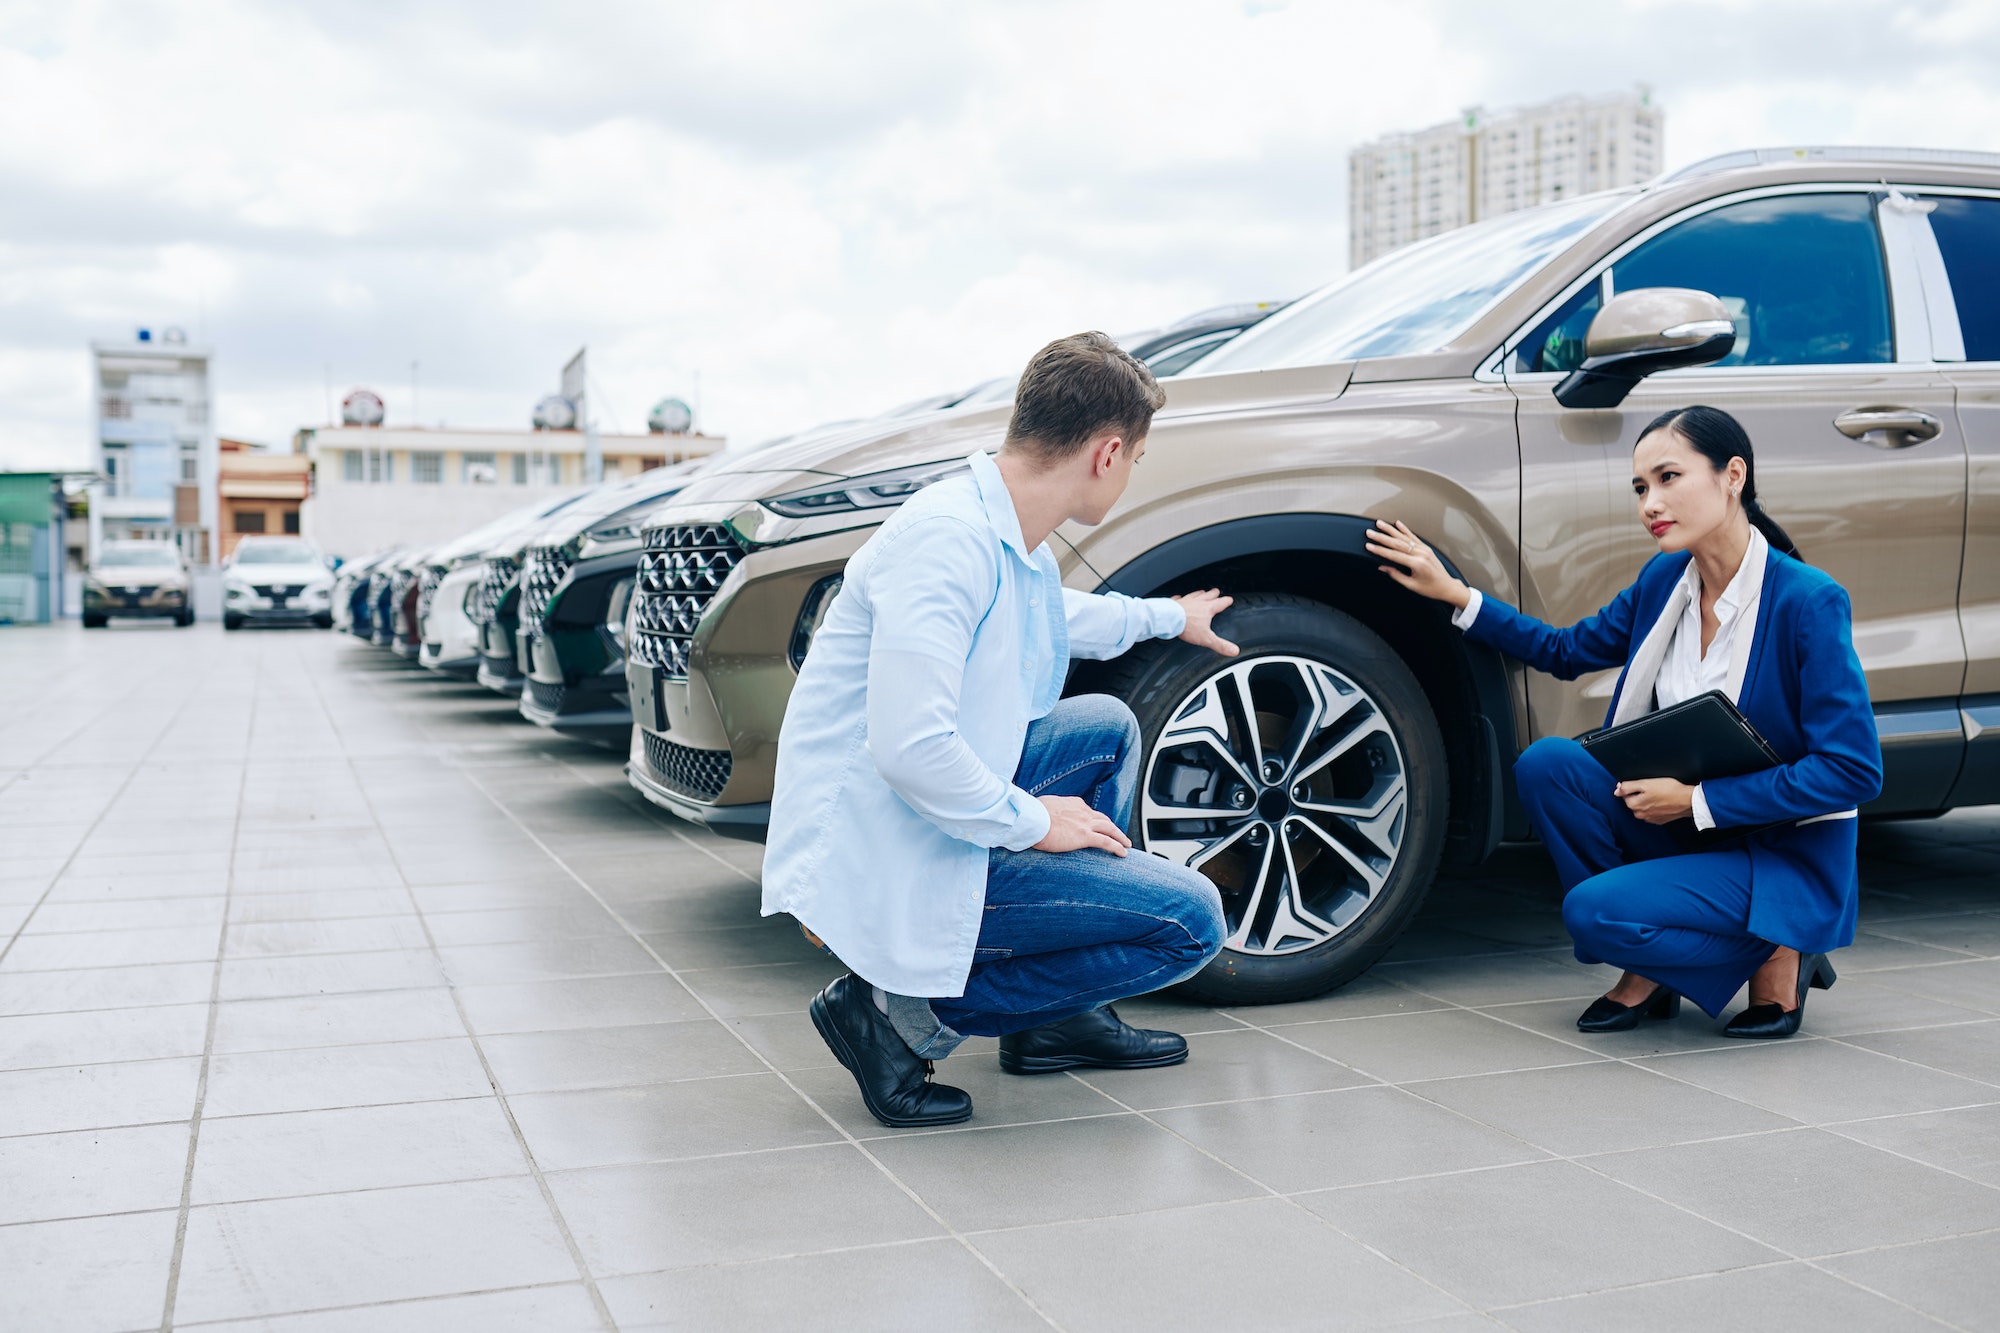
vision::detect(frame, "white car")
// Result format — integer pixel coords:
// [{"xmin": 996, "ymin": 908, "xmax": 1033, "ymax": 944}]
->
[{"xmin": 223, "ymin": 537, "xmax": 335, "ymax": 630}]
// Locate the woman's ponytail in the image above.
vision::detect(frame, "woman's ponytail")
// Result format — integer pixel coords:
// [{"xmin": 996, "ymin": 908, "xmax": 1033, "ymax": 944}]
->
[
  {"xmin": 1743, "ymin": 495, "xmax": 1800, "ymax": 561},
  {"xmin": 1637, "ymin": 405, "xmax": 1802, "ymax": 561}
]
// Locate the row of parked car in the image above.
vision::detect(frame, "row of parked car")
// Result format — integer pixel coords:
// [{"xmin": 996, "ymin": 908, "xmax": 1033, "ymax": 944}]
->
[
  {"xmin": 333, "ymin": 301, "xmax": 1283, "ymax": 744},
  {"xmin": 345, "ymin": 146, "xmax": 2000, "ymax": 1006}
]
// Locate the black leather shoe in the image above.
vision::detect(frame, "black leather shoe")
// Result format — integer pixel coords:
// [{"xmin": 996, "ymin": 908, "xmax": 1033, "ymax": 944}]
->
[
  {"xmin": 1724, "ymin": 952, "xmax": 1835, "ymax": 1039},
  {"xmin": 808, "ymin": 975, "xmax": 972, "ymax": 1127},
  {"xmin": 998, "ymin": 1005, "xmax": 1189, "ymax": 1074},
  {"xmin": 1576, "ymin": 985, "xmax": 1681, "ymax": 1033}
]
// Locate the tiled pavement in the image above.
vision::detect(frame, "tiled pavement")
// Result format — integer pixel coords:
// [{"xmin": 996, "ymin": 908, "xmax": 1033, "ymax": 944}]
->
[{"xmin": 4, "ymin": 623, "xmax": 2000, "ymax": 1332}]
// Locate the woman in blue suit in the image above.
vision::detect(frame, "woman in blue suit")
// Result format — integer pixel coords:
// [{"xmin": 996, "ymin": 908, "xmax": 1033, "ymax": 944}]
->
[{"xmin": 1367, "ymin": 405, "xmax": 1882, "ymax": 1037}]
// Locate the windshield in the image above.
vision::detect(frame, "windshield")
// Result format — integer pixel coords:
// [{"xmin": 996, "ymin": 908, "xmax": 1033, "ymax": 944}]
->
[
  {"xmin": 98, "ymin": 545, "xmax": 179, "ymax": 568},
  {"xmin": 1191, "ymin": 192, "xmax": 1633, "ymax": 373},
  {"xmin": 232, "ymin": 541, "xmax": 320, "ymax": 566}
]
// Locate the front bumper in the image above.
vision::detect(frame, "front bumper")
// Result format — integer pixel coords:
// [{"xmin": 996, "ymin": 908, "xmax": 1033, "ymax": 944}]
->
[
  {"xmin": 623, "ymin": 515, "xmax": 871, "ymax": 835},
  {"xmin": 519, "ymin": 553, "xmax": 641, "ymax": 736},
  {"xmin": 228, "ymin": 586, "xmax": 331, "ymax": 622},
  {"xmin": 85, "ymin": 585, "xmax": 188, "ymax": 617},
  {"xmin": 625, "ymin": 725, "xmax": 770, "ymax": 840},
  {"xmin": 422, "ymin": 569, "xmax": 484, "ymax": 678},
  {"xmin": 521, "ymin": 632, "xmax": 632, "ymax": 734},
  {"xmin": 477, "ymin": 619, "xmax": 523, "ymax": 694}
]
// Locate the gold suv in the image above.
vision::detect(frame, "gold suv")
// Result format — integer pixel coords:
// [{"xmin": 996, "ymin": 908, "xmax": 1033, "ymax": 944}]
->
[{"xmin": 624, "ymin": 146, "xmax": 2000, "ymax": 1004}]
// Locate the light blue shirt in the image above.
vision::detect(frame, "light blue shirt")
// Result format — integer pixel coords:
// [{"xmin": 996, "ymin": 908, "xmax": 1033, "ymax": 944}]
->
[{"xmin": 761, "ymin": 450, "xmax": 1187, "ymax": 997}]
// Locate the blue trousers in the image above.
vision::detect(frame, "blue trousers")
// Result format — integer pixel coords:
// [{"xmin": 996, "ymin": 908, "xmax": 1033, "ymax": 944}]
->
[
  {"xmin": 1517, "ymin": 737, "xmax": 1776, "ymax": 1017},
  {"xmin": 912, "ymin": 695, "xmax": 1226, "ymax": 1046}
]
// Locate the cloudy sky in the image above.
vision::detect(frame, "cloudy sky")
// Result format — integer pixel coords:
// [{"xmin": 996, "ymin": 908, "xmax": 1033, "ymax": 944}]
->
[{"xmin": 1, "ymin": 0, "xmax": 1995, "ymax": 468}]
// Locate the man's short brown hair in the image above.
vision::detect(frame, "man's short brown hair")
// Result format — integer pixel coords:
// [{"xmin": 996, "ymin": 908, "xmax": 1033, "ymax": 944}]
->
[{"xmin": 1003, "ymin": 331, "xmax": 1166, "ymax": 465}]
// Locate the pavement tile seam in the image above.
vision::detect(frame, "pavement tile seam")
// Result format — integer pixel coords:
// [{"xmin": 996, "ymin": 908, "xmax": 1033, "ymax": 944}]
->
[
  {"xmin": 165, "ymin": 1278, "xmax": 594, "ymax": 1330},
  {"xmin": 1794, "ymin": 1221, "xmax": 2000, "ymax": 1266},
  {"xmin": 1477, "ymin": 1257, "xmax": 1958, "ymax": 1330},
  {"xmin": 449, "ymin": 762, "xmax": 1064, "ymax": 1330},
  {"xmin": 1818, "ymin": 1033, "xmax": 2000, "ymax": 1092},
  {"xmin": 154, "ymin": 697, "xmax": 253, "ymax": 1331},
  {"xmin": 299, "ymin": 742, "xmax": 620, "ymax": 1329},
  {"xmin": 1042, "ymin": 1068, "xmax": 1494, "ymax": 1323}
]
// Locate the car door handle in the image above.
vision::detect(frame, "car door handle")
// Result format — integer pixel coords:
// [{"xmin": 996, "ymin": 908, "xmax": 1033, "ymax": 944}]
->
[{"xmin": 1833, "ymin": 406, "xmax": 1942, "ymax": 448}]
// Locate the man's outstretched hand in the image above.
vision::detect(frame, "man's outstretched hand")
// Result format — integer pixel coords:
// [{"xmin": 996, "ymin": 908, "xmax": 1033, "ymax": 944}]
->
[
  {"xmin": 1034, "ymin": 795, "xmax": 1131, "ymax": 856},
  {"xmin": 1174, "ymin": 588, "xmax": 1238, "ymax": 657}
]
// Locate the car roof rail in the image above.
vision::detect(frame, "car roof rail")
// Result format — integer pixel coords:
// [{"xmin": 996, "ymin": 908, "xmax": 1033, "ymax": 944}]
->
[{"xmin": 1659, "ymin": 145, "xmax": 2000, "ymax": 183}]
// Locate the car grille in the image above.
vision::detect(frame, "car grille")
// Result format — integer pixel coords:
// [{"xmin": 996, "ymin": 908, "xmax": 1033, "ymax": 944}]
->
[
  {"xmin": 521, "ymin": 545, "xmax": 573, "ymax": 628},
  {"xmin": 643, "ymin": 731, "xmax": 733, "ymax": 802},
  {"xmin": 629, "ymin": 524, "xmax": 744, "ymax": 679},
  {"xmin": 252, "ymin": 584, "xmax": 305, "ymax": 597},
  {"xmin": 415, "ymin": 566, "xmax": 445, "ymax": 623},
  {"xmin": 526, "ymin": 678, "xmax": 566, "ymax": 714},
  {"xmin": 468, "ymin": 558, "xmax": 519, "ymax": 626}
]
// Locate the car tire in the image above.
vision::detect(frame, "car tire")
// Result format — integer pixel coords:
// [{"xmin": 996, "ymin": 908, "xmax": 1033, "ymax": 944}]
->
[
  {"xmin": 223, "ymin": 614, "xmax": 243, "ymax": 631},
  {"xmin": 175, "ymin": 610, "xmax": 195, "ymax": 627},
  {"xmin": 1097, "ymin": 592, "xmax": 1448, "ymax": 1005},
  {"xmin": 82, "ymin": 613, "xmax": 106, "ymax": 629},
  {"xmin": 313, "ymin": 613, "xmax": 333, "ymax": 629}
]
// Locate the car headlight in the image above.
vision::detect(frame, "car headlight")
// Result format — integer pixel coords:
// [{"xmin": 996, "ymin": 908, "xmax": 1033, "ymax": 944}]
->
[
  {"xmin": 587, "ymin": 496, "xmax": 679, "ymax": 547},
  {"xmin": 605, "ymin": 575, "xmax": 635, "ymax": 651},
  {"xmin": 789, "ymin": 575, "xmax": 843, "ymax": 670},
  {"xmin": 763, "ymin": 459, "xmax": 972, "ymax": 518},
  {"xmin": 226, "ymin": 577, "xmax": 251, "ymax": 596}
]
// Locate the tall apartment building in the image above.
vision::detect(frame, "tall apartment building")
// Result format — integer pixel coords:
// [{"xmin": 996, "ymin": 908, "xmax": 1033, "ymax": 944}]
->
[
  {"xmin": 90, "ymin": 330, "xmax": 218, "ymax": 564},
  {"xmin": 1348, "ymin": 88, "xmax": 1663, "ymax": 267}
]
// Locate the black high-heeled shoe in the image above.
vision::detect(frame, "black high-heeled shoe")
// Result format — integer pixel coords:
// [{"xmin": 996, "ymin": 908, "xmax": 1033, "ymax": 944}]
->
[
  {"xmin": 1576, "ymin": 984, "xmax": 1681, "ymax": 1033},
  {"xmin": 1723, "ymin": 951, "xmax": 1836, "ymax": 1039}
]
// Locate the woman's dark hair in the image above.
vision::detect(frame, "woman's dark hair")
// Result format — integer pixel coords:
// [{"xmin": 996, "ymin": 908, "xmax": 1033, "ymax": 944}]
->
[{"xmin": 1636, "ymin": 405, "xmax": 1800, "ymax": 559}]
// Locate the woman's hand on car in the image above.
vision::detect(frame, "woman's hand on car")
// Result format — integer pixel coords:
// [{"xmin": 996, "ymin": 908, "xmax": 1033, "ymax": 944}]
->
[
  {"xmin": 1173, "ymin": 588, "xmax": 1240, "ymax": 657},
  {"xmin": 1366, "ymin": 520, "xmax": 1472, "ymax": 608},
  {"xmin": 1034, "ymin": 795, "xmax": 1132, "ymax": 856},
  {"xmin": 1615, "ymin": 778, "xmax": 1696, "ymax": 825}
]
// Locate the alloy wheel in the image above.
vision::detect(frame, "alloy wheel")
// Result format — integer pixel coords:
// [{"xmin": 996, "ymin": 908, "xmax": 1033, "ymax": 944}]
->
[{"xmin": 1140, "ymin": 654, "xmax": 1408, "ymax": 955}]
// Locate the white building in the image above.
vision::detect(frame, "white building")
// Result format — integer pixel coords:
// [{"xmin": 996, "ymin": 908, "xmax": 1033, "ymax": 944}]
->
[
  {"xmin": 297, "ymin": 423, "xmax": 722, "ymax": 559},
  {"xmin": 1348, "ymin": 88, "xmax": 1663, "ymax": 267},
  {"xmin": 90, "ymin": 331, "xmax": 218, "ymax": 564}
]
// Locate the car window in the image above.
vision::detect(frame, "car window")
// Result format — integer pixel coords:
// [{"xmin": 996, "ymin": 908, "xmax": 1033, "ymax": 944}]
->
[
  {"xmin": 1516, "ymin": 193, "xmax": 1892, "ymax": 373},
  {"xmin": 1928, "ymin": 195, "xmax": 2000, "ymax": 362},
  {"xmin": 1194, "ymin": 192, "xmax": 1631, "ymax": 373}
]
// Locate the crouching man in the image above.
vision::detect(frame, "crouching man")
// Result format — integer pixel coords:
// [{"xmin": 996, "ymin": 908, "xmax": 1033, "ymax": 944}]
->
[{"xmin": 763, "ymin": 332, "xmax": 1236, "ymax": 1127}]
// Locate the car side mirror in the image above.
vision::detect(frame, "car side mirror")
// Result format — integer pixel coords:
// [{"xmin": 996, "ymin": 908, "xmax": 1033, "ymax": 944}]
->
[{"xmin": 1553, "ymin": 288, "xmax": 1736, "ymax": 409}]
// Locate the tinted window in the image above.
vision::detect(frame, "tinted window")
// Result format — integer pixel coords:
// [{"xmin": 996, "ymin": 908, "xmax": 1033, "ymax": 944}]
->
[
  {"xmin": 1515, "ymin": 193, "xmax": 1893, "ymax": 373},
  {"xmin": 1929, "ymin": 196, "xmax": 2000, "ymax": 362},
  {"xmin": 1196, "ymin": 192, "xmax": 1630, "ymax": 372},
  {"xmin": 1515, "ymin": 279, "xmax": 1603, "ymax": 373}
]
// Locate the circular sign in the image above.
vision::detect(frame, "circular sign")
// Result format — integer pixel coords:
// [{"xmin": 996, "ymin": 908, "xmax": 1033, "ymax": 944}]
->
[
  {"xmin": 341, "ymin": 389, "xmax": 385, "ymax": 426},
  {"xmin": 532, "ymin": 394, "xmax": 577, "ymax": 431},
  {"xmin": 647, "ymin": 397, "xmax": 694, "ymax": 434}
]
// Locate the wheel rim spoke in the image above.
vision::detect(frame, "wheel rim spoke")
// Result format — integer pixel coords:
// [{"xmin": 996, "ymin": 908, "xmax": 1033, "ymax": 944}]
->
[{"xmin": 1140, "ymin": 652, "xmax": 1409, "ymax": 959}]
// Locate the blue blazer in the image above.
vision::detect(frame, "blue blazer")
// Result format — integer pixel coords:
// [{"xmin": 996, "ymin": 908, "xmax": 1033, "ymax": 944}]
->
[{"xmin": 1468, "ymin": 550, "xmax": 1883, "ymax": 953}]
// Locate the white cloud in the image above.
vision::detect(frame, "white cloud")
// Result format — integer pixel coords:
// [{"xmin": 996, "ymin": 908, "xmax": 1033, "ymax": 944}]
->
[{"xmin": 0, "ymin": 0, "xmax": 1992, "ymax": 470}]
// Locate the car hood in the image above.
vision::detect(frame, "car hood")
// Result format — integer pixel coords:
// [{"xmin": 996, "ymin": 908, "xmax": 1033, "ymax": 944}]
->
[
  {"xmin": 658, "ymin": 361, "xmax": 1356, "ymax": 508},
  {"xmin": 227, "ymin": 562, "xmax": 329, "ymax": 584},
  {"xmin": 92, "ymin": 567, "xmax": 186, "ymax": 584},
  {"xmin": 522, "ymin": 464, "xmax": 703, "ymax": 548}
]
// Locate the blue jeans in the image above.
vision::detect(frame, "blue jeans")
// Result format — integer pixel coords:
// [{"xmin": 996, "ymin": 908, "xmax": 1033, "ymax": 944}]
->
[
  {"xmin": 895, "ymin": 695, "xmax": 1225, "ymax": 1056},
  {"xmin": 1518, "ymin": 737, "xmax": 1776, "ymax": 1017}
]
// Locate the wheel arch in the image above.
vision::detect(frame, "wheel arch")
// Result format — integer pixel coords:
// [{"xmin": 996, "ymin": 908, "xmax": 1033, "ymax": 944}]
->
[{"xmin": 1082, "ymin": 513, "xmax": 1527, "ymax": 861}]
